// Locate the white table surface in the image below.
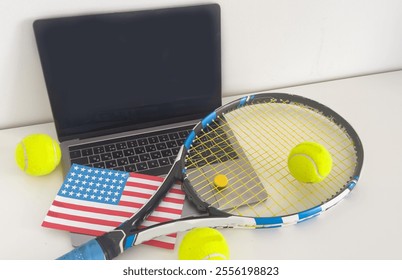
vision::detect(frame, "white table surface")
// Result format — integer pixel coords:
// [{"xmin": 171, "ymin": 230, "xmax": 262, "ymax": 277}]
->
[{"xmin": 1, "ymin": 71, "xmax": 401, "ymax": 260}]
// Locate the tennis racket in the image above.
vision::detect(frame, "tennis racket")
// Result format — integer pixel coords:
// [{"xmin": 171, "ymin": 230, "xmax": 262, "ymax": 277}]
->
[{"xmin": 57, "ymin": 92, "xmax": 364, "ymax": 260}]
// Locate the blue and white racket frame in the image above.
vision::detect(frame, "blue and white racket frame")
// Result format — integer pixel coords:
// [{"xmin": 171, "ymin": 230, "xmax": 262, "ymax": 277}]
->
[
  {"xmin": 57, "ymin": 92, "xmax": 364, "ymax": 260},
  {"xmin": 182, "ymin": 92, "xmax": 363, "ymax": 226}
]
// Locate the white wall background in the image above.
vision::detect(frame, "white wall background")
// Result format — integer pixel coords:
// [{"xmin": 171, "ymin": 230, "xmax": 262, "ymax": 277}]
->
[{"xmin": 1, "ymin": 0, "xmax": 402, "ymax": 129}]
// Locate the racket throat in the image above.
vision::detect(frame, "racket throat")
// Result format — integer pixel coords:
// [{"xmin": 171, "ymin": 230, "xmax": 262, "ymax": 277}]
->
[{"xmin": 131, "ymin": 161, "xmax": 182, "ymax": 229}]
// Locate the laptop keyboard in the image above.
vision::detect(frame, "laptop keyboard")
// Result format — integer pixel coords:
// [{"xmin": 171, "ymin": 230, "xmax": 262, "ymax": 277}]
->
[{"xmin": 68, "ymin": 126, "xmax": 193, "ymax": 176}]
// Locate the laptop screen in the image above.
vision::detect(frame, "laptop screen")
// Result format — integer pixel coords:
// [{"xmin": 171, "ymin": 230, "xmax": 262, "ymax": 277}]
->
[{"xmin": 33, "ymin": 4, "xmax": 221, "ymax": 141}]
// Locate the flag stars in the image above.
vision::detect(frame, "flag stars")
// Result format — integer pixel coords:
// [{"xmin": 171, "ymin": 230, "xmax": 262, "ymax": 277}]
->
[
  {"xmin": 59, "ymin": 165, "xmax": 128, "ymax": 205},
  {"xmin": 49, "ymin": 164, "xmax": 185, "ymax": 251}
]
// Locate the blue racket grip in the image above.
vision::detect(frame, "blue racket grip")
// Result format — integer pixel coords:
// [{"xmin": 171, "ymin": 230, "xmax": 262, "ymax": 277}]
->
[{"xmin": 57, "ymin": 239, "xmax": 106, "ymax": 260}]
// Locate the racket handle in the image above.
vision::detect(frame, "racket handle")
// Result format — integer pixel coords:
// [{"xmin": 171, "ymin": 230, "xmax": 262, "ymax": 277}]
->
[{"xmin": 57, "ymin": 239, "xmax": 106, "ymax": 260}]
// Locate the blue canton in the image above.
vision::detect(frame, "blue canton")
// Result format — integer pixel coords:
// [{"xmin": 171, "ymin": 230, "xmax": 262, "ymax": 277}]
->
[{"xmin": 57, "ymin": 164, "xmax": 130, "ymax": 205}]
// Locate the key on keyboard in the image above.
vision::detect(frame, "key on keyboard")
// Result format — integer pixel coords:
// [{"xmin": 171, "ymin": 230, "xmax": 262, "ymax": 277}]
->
[{"xmin": 69, "ymin": 126, "xmax": 194, "ymax": 175}]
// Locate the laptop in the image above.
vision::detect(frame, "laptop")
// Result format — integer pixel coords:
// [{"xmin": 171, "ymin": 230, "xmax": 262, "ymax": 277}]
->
[
  {"xmin": 33, "ymin": 4, "xmax": 221, "ymax": 246},
  {"xmin": 33, "ymin": 4, "xmax": 221, "ymax": 178}
]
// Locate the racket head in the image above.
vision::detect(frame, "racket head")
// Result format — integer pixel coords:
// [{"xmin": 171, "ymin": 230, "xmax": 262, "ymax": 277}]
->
[{"xmin": 180, "ymin": 92, "xmax": 364, "ymax": 227}]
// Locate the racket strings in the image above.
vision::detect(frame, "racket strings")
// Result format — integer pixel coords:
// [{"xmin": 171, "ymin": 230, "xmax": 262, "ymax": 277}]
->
[
  {"xmin": 188, "ymin": 114, "xmax": 295, "ymax": 216},
  {"xmin": 255, "ymin": 102, "xmax": 357, "ymax": 210},
  {"xmin": 186, "ymin": 120, "xmax": 268, "ymax": 216},
  {"xmin": 226, "ymin": 105, "xmax": 315, "ymax": 214},
  {"xmin": 186, "ymin": 103, "xmax": 310, "ymax": 214},
  {"xmin": 248, "ymin": 104, "xmax": 337, "ymax": 204},
  {"xmin": 224, "ymin": 103, "xmax": 336, "ymax": 214},
  {"xmin": 185, "ymin": 100, "xmax": 358, "ymax": 217},
  {"xmin": 256, "ymin": 103, "xmax": 356, "ymax": 183},
  {"xmin": 220, "ymin": 109, "xmax": 302, "ymax": 215}
]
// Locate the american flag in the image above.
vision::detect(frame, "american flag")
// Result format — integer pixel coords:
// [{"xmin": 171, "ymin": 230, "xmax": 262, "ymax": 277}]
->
[{"xmin": 42, "ymin": 164, "xmax": 185, "ymax": 250}]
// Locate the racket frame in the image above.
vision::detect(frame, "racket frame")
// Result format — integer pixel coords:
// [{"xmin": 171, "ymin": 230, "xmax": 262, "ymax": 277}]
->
[
  {"xmin": 130, "ymin": 92, "xmax": 364, "ymax": 250},
  {"xmin": 182, "ymin": 92, "xmax": 363, "ymax": 219},
  {"xmin": 58, "ymin": 92, "xmax": 364, "ymax": 260}
]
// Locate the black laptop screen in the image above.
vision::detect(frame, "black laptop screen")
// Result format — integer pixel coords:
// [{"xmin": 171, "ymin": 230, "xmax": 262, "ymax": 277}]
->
[{"xmin": 33, "ymin": 4, "xmax": 221, "ymax": 141}]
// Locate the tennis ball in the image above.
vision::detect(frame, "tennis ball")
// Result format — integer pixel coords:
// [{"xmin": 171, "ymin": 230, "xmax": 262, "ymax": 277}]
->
[
  {"xmin": 178, "ymin": 228, "xmax": 230, "ymax": 260},
  {"xmin": 288, "ymin": 142, "xmax": 332, "ymax": 183},
  {"xmin": 15, "ymin": 134, "xmax": 62, "ymax": 176}
]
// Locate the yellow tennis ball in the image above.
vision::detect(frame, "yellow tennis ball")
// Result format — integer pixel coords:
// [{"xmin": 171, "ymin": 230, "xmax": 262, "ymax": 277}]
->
[
  {"xmin": 178, "ymin": 228, "xmax": 230, "ymax": 260},
  {"xmin": 15, "ymin": 134, "xmax": 62, "ymax": 176},
  {"xmin": 288, "ymin": 142, "xmax": 332, "ymax": 183}
]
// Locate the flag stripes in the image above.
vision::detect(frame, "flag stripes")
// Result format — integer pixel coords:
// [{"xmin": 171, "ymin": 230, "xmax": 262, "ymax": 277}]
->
[{"xmin": 42, "ymin": 164, "xmax": 185, "ymax": 250}]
